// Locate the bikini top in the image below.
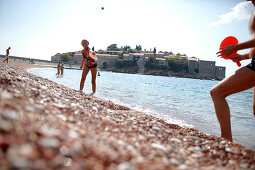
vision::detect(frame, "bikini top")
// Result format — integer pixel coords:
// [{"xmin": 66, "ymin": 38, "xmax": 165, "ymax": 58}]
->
[{"xmin": 82, "ymin": 50, "xmax": 97, "ymax": 67}]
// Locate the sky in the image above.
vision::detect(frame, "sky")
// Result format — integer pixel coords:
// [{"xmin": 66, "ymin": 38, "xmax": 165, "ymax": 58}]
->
[{"xmin": 0, "ymin": 0, "xmax": 254, "ymax": 76}]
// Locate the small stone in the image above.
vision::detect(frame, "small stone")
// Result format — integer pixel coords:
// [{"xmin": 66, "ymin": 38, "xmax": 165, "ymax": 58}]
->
[
  {"xmin": 18, "ymin": 144, "xmax": 37, "ymax": 159},
  {"xmin": 58, "ymin": 114, "xmax": 67, "ymax": 121},
  {"xmin": 225, "ymin": 147, "xmax": 232, "ymax": 153},
  {"xmin": 41, "ymin": 85, "xmax": 47, "ymax": 90},
  {"xmin": 34, "ymin": 104, "xmax": 44, "ymax": 111},
  {"xmin": 53, "ymin": 103, "xmax": 66, "ymax": 109},
  {"xmin": 68, "ymin": 130, "xmax": 79, "ymax": 139},
  {"xmin": 60, "ymin": 146, "xmax": 69, "ymax": 156},
  {"xmin": 240, "ymin": 163, "xmax": 249, "ymax": 169},
  {"xmin": 151, "ymin": 143, "xmax": 167, "ymax": 152},
  {"xmin": 3, "ymin": 110, "xmax": 19, "ymax": 120},
  {"xmin": 7, "ymin": 146, "xmax": 31, "ymax": 169},
  {"xmin": 0, "ymin": 119, "xmax": 13, "ymax": 132},
  {"xmin": 170, "ymin": 158, "xmax": 180, "ymax": 165},
  {"xmin": 118, "ymin": 162, "xmax": 131, "ymax": 170},
  {"xmin": 92, "ymin": 106, "xmax": 98, "ymax": 112},
  {"xmin": 152, "ymin": 126, "xmax": 161, "ymax": 131},
  {"xmin": 1, "ymin": 90, "xmax": 12, "ymax": 99},
  {"xmin": 170, "ymin": 138, "xmax": 181, "ymax": 143},
  {"xmin": 191, "ymin": 153, "xmax": 203, "ymax": 158},
  {"xmin": 220, "ymin": 140, "xmax": 227, "ymax": 144},
  {"xmin": 38, "ymin": 137, "xmax": 60, "ymax": 148},
  {"xmin": 64, "ymin": 158, "xmax": 72, "ymax": 166},
  {"xmin": 178, "ymin": 164, "xmax": 188, "ymax": 170},
  {"xmin": 28, "ymin": 98, "xmax": 34, "ymax": 105},
  {"xmin": 40, "ymin": 125, "xmax": 60, "ymax": 137}
]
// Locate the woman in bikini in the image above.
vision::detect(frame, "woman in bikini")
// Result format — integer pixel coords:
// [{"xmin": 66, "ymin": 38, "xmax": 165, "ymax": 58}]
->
[
  {"xmin": 211, "ymin": 1, "xmax": 255, "ymax": 142},
  {"xmin": 79, "ymin": 39, "xmax": 98, "ymax": 95}
]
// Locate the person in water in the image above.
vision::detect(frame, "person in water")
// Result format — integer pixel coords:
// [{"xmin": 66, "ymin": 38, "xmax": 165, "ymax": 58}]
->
[
  {"xmin": 60, "ymin": 63, "xmax": 64, "ymax": 76},
  {"xmin": 3, "ymin": 47, "xmax": 11, "ymax": 63},
  {"xmin": 211, "ymin": 0, "xmax": 255, "ymax": 142},
  {"xmin": 79, "ymin": 39, "xmax": 98, "ymax": 95},
  {"xmin": 56, "ymin": 61, "xmax": 61, "ymax": 76}
]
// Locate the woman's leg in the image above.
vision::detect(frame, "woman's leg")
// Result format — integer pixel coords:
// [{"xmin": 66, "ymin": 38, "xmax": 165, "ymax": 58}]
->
[
  {"xmin": 91, "ymin": 67, "xmax": 97, "ymax": 93},
  {"xmin": 210, "ymin": 67, "xmax": 255, "ymax": 141},
  {"xmin": 253, "ymin": 87, "xmax": 255, "ymax": 116},
  {"xmin": 80, "ymin": 66, "xmax": 90, "ymax": 91}
]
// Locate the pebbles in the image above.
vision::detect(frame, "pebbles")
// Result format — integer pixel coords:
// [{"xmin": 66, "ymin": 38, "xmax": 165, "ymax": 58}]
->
[{"xmin": 0, "ymin": 63, "xmax": 255, "ymax": 170}]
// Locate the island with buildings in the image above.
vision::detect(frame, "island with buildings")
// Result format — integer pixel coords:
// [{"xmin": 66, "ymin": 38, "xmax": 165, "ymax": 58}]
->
[{"xmin": 51, "ymin": 44, "xmax": 225, "ymax": 80}]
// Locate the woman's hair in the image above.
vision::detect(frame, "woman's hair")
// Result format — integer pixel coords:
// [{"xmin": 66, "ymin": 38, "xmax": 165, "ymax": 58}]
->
[{"xmin": 81, "ymin": 39, "xmax": 89, "ymax": 45}]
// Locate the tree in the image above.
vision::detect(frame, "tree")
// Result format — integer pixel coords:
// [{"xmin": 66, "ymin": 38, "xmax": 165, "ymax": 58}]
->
[
  {"xmin": 123, "ymin": 45, "xmax": 131, "ymax": 52},
  {"xmin": 153, "ymin": 47, "xmax": 156, "ymax": 56},
  {"xmin": 115, "ymin": 59, "xmax": 137, "ymax": 68},
  {"xmin": 107, "ymin": 44, "xmax": 118, "ymax": 51},
  {"xmin": 176, "ymin": 53, "xmax": 181, "ymax": 57},
  {"xmin": 168, "ymin": 57, "xmax": 188, "ymax": 73},
  {"xmin": 145, "ymin": 55, "xmax": 167, "ymax": 70},
  {"xmin": 61, "ymin": 53, "xmax": 72, "ymax": 62},
  {"xmin": 148, "ymin": 54, "xmax": 156, "ymax": 62},
  {"xmin": 136, "ymin": 45, "xmax": 142, "ymax": 51}
]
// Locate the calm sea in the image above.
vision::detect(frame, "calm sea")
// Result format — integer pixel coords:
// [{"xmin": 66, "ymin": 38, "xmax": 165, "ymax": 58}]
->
[{"xmin": 28, "ymin": 68, "xmax": 255, "ymax": 150}]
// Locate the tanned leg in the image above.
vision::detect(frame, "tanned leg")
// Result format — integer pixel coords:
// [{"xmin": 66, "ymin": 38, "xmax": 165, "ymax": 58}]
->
[
  {"xmin": 80, "ymin": 66, "xmax": 90, "ymax": 91},
  {"xmin": 210, "ymin": 67, "xmax": 255, "ymax": 141},
  {"xmin": 91, "ymin": 67, "xmax": 97, "ymax": 93}
]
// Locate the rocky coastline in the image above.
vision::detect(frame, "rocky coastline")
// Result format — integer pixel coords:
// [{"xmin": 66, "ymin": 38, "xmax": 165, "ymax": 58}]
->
[{"xmin": 0, "ymin": 61, "xmax": 254, "ymax": 169}]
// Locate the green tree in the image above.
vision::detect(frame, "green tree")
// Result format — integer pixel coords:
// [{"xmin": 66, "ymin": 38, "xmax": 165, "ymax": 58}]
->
[
  {"xmin": 123, "ymin": 45, "xmax": 131, "ymax": 52},
  {"xmin": 168, "ymin": 57, "xmax": 188, "ymax": 73},
  {"xmin": 61, "ymin": 53, "xmax": 72, "ymax": 62},
  {"xmin": 148, "ymin": 54, "xmax": 156, "ymax": 62},
  {"xmin": 176, "ymin": 53, "xmax": 181, "ymax": 58},
  {"xmin": 136, "ymin": 45, "xmax": 142, "ymax": 51},
  {"xmin": 115, "ymin": 59, "xmax": 137, "ymax": 68},
  {"xmin": 153, "ymin": 47, "xmax": 156, "ymax": 56},
  {"xmin": 107, "ymin": 44, "xmax": 118, "ymax": 51}
]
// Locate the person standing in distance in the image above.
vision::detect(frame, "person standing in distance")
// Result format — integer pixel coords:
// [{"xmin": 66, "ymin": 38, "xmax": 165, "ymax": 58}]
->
[
  {"xmin": 3, "ymin": 47, "xmax": 11, "ymax": 63},
  {"xmin": 79, "ymin": 39, "xmax": 98, "ymax": 95}
]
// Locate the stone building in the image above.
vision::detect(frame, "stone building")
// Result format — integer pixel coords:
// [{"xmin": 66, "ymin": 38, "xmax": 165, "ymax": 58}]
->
[
  {"xmin": 51, "ymin": 53, "xmax": 62, "ymax": 62},
  {"xmin": 188, "ymin": 57, "xmax": 199, "ymax": 74},
  {"xmin": 188, "ymin": 57, "xmax": 225, "ymax": 80}
]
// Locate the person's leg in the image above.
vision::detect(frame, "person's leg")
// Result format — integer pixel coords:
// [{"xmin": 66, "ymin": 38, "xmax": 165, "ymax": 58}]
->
[
  {"xmin": 210, "ymin": 67, "xmax": 255, "ymax": 141},
  {"xmin": 253, "ymin": 87, "xmax": 255, "ymax": 116},
  {"xmin": 3, "ymin": 57, "xmax": 7, "ymax": 63},
  {"xmin": 91, "ymin": 67, "xmax": 97, "ymax": 93},
  {"xmin": 80, "ymin": 66, "xmax": 90, "ymax": 91}
]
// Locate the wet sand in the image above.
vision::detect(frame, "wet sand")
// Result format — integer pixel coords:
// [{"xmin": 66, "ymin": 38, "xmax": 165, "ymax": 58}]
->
[{"xmin": 0, "ymin": 60, "xmax": 254, "ymax": 169}]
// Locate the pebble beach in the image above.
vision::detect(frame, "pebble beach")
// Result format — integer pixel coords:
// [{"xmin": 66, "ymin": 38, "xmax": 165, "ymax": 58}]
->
[{"xmin": 0, "ymin": 61, "xmax": 254, "ymax": 170}]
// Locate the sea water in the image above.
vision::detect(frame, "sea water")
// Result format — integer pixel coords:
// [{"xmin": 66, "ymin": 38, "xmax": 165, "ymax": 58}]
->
[{"xmin": 28, "ymin": 68, "xmax": 255, "ymax": 150}]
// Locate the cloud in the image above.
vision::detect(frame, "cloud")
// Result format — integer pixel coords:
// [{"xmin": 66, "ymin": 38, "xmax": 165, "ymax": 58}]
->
[{"xmin": 209, "ymin": 1, "xmax": 254, "ymax": 27}]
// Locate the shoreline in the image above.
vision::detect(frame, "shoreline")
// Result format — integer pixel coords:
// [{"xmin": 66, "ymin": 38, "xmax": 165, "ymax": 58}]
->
[{"xmin": 0, "ymin": 60, "xmax": 255, "ymax": 169}]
